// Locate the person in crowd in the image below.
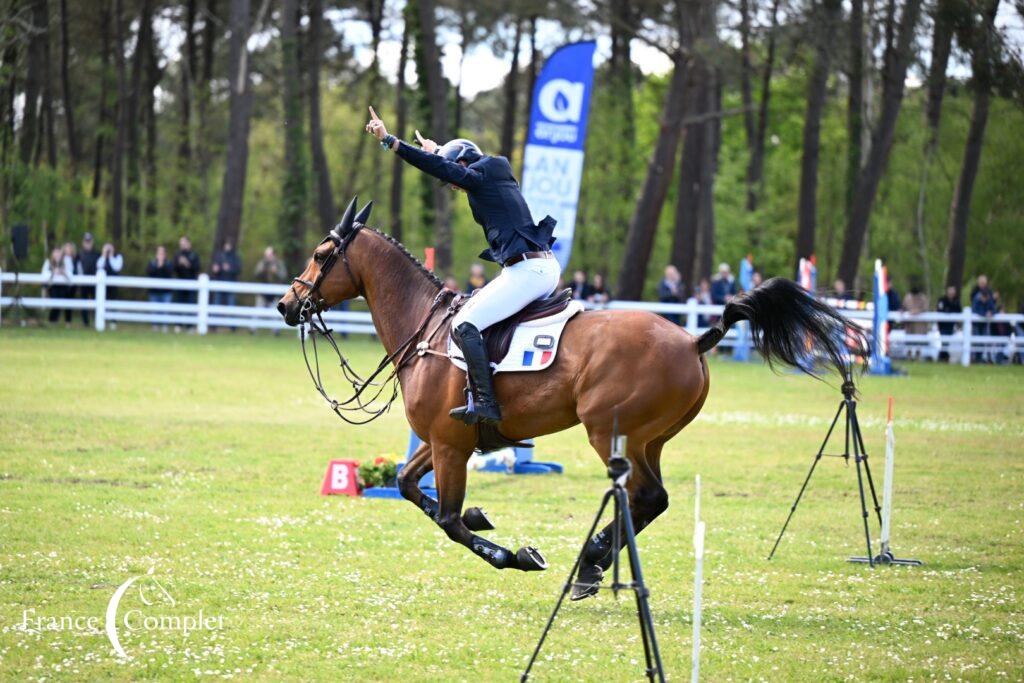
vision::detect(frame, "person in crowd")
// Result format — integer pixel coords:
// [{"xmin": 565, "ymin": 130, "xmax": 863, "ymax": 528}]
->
[
  {"xmin": 253, "ymin": 246, "xmax": 286, "ymax": 308},
  {"xmin": 710, "ymin": 263, "xmax": 736, "ymax": 305},
  {"xmin": 694, "ymin": 277, "xmax": 713, "ymax": 328},
  {"xmin": 41, "ymin": 247, "xmax": 73, "ymax": 325},
  {"xmin": 97, "ymin": 241, "xmax": 123, "ymax": 303},
  {"xmin": 146, "ymin": 245, "xmax": 174, "ymax": 332},
  {"xmin": 465, "ymin": 263, "xmax": 488, "ymax": 294},
  {"xmin": 971, "ymin": 286, "xmax": 997, "ymax": 361},
  {"xmin": 588, "ymin": 274, "xmax": 611, "ymax": 306},
  {"xmin": 211, "ymin": 239, "xmax": 242, "ymax": 308},
  {"xmin": 969, "ymin": 274, "xmax": 990, "ymax": 303},
  {"xmin": 750, "ymin": 270, "xmax": 763, "ymax": 289},
  {"xmin": 886, "ymin": 281, "xmax": 901, "ymax": 312},
  {"xmin": 936, "ymin": 286, "xmax": 962, "ymax": 360},
  {"xmin": 173, "ymin": 236, "xmax": 201, "ymax": 331},
  {"xmin": 833, "ymin": 278, "xmax": 853, "ymax": 301},
  {"xmin": 443, "ymin": 275, "xmax": 460, "ymax": 292},
  {"xmin": 657, "ymin": 265, "xmax": 684, "ymax": 324},
  {"xmin": 569, "ymin": 270, "xmax": 592, "ymax": 301},
  {"xmin": 902, "ymin": 283, "xmax": 929, "ymax": 336},
  {"xmin": 60, "ymin": 242, "xmax": 79, "ymax": 318},
  {"xmin": 76, "ymin": 232, "xmax": 100, "ymax": 326},
  {"xmin": 991, "ymin": 291, "xmax": 1011, "ymax": 337}
]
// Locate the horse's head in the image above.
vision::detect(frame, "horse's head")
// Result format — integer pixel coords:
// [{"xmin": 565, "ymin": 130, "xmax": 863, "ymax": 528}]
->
[{"xmin": 277, "ymin": 197, "xmax": 373, "ymax": 326}]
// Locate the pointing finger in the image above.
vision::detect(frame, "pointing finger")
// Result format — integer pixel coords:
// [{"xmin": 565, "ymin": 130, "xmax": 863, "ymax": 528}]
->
[{"xmin": 368, "ymin": 106, "xmax": 380, "ymax": 121}]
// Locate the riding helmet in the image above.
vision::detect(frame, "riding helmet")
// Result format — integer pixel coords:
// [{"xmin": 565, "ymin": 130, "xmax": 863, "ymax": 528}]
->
[{"xmin": 437, "ymin": 138, "xmax": 483, "ymax": 165}]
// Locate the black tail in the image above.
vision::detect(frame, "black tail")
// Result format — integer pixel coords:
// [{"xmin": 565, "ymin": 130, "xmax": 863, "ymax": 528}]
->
[{"xmin": 696, "ymin": 277, "xmax": 868, "ymax": 378}]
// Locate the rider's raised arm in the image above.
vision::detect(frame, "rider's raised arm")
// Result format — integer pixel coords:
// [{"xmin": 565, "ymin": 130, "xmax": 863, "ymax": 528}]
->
[{"xmin": 394, "ymin": 140, "xmax": 484, "ymax": 190}]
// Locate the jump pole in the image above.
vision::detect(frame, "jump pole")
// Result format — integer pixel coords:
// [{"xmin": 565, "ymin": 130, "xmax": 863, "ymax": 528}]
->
[
  {"xmin": 692, "ymin": 475, "xmax": 705, "ymax": 683},
  {"xmin": 849, "ymin": 397, "xmax": 922, "ymax": 566}
]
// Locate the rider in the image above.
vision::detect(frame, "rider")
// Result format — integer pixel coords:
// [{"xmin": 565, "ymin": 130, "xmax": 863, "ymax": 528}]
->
[{"xmin": 365, "ymin": 106, "xmax": 560, "ymax": 427}]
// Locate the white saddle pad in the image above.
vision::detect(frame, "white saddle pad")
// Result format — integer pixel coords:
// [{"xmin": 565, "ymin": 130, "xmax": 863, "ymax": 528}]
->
[{"xmin": 447, "ymin": 301, "xmax": 584, "ymax": 374}]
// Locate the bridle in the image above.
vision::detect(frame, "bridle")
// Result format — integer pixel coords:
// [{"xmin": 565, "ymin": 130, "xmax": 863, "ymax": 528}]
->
[{"xmin": 291, "ymin": 222, "xmax": 459, "ymax": 425}]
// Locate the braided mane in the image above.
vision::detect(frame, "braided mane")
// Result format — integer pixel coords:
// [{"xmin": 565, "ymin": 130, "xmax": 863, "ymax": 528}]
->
[{"xmin": 361, "ymin": 226, "xmax": 443, "ymax": 289}]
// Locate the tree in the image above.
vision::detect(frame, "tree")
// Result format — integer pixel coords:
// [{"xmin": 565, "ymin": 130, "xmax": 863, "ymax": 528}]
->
[
  {"xmin": 19, "ymin": 0, "xmax": 46, "ymax": 166},
  {"xmin": 58, "ymin": 0, "xmax": 79, "ymax": 169},
  {"xmin": 837, "ymin": 0, "xmax": 923, "ymax": 286},
  {"xmin": 390, "ymin": 14, "xmax": 411, "ymax": 241},
  {"xmin": 945, "ymin": 0, "xmax": 1002, "ymax": 290},
  {"xmin": 795, "ymin": 0, "xmax": 842, "ymax": 268},
  {"xmin": 739, "ymin": 0, "xmax": 779, "ymax": 212},
  {"xmin": 110, "ymin": 0, "xmax": 127, "ymax": 242},
  {"xmin": 278, "ymin": 0, "xmax": 308, "ymax": 269},
  {"xmin": 213, "ymin": 0, "xmax": 265, "ymax": 251},
  {"xmin": 172, "ymin": 0, "xmax": 197, "ymax": 223},
  {"xmin": 307, "ymin": 0, "xmax": 336, "ymax": 231},
  {"xmin": 846, "ymin": 0, "xmax": 865, "ymax": 215},
  {"xmin": 125, "ymin": 0, "xmax": 155, "ymax": 242},
  {"xmin": 91, "ymin": 2, "xmax": 112, "ymax": 199},
  {"xmin": 499, "ymin": 18, "xmax": 522, "ymax": 160}
]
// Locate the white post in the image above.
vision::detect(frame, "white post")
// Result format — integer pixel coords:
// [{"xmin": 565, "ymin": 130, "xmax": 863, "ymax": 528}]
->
[
  {"xmin": 0, "ymin": 267, "xmax": 4, "ymax": 328},
  {"xmin": 197, "ymin": 274, "xmax": 210, "ymax": 335},
  {"xmin": 960, "ymin": 307, "xmax": 972, "ymax": 367},
  {"xmin": 880, "ymin": 397, "xmax": 895, "ymax": 555},
  {"xmin": 95, "ymin": 269, "xmax": 107, "ymax": 332},
  {"xmin": 692, "ymin": 474, "xmax": 705, "ymax": 683},
  {"xmin": 685, "ymin": 300, "xmax": 698, "ymax": 334}
]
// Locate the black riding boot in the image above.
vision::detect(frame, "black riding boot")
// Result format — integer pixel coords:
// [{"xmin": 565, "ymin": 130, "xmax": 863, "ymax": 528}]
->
[{"xmin": 450, "ymin": 322, "xmax": 502, "ymax": 426}]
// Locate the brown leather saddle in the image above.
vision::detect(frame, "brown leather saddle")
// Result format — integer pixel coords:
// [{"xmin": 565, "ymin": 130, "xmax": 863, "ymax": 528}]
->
[{"xmin": 452, "ymin": 288, "xmax": 574, "ymax": 363}]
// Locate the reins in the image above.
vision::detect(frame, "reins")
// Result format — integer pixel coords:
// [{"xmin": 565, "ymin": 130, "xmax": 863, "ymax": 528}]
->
[{"xmin": 296, "ymin": 252, "xmax": 459, "ymax": 425}]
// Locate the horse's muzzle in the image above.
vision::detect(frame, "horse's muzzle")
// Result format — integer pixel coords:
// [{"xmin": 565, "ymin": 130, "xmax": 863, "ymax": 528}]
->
[{"xmin": 277, "ymin": 296, "xmax": 301, "ymax": 327}]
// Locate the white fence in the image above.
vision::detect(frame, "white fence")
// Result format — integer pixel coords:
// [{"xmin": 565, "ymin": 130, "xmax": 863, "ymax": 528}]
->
[{"xmin": 2, "ymin": 269, "xmax": 1022, "ymax": 367}]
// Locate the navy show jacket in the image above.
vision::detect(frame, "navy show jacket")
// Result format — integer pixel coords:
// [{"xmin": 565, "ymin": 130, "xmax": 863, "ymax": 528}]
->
[{"xmin": 395, "ymin": 141, "xmax": 556, "ymax": 265}]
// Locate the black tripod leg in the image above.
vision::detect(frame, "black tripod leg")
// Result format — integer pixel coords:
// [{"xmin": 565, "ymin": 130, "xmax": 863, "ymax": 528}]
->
[
  {"xmin": 851, "ymin": 404, "xmax": 883, "ymax": 526},
  {"xmin": 768, "ymin": 400, "xmax": 846, "ymax": 560},
  {"xmin": 619, "ymin": 487, "xmax": 665, "ymax": 683},
  {"xmin": 522, "ymin": 489, "xmax": 615, "ymax": 682},
  {"xmin": 850, "ymin": 404, "xmax": 874, "ymax": 567}
]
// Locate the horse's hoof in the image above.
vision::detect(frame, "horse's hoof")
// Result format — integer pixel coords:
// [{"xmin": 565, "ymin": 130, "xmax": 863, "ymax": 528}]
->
[
  {"xmin": 570, "ymin": 564, "xmax": 603, "ymax": 601},
  {"xmin": 515, "ymin": 546, "xmax": 548, "ymax": 571},
  {"xmin": 462, "ymin": 506, "xmax": 495, "ymax": 531}
]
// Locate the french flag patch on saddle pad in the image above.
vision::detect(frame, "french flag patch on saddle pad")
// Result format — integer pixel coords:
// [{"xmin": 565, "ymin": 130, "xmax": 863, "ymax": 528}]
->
[{"xmin": 447, "ymin": 301, "xmax": 584, "ymax": 374}]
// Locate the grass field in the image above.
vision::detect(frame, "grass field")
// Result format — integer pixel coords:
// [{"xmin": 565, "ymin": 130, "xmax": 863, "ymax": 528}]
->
[{"xmin": 0, "ymin": 327, "xmax": 1022, "ymax": 681}]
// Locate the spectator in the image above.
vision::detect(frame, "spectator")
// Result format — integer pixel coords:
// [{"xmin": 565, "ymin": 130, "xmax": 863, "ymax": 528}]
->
[
  {"xmin": 936, "ymin": 285, "xmax": 962, "ymax": 337},
  {"xmin": 902, "ymin": 283, "xmax": 929, "ymax": 335},
  {"xmin": 751, "ymin": 270, "xmax": 763, "ymax": 288},
  {"xmin": 694, "ymin": 277, "xmax": 713, "ymax": 328},
  {"xmin": 588, "ymin": 274, "xmax": 611, "ymax": 306},
  {"xmin": 969, "ymin": 274, "xmax": 990, "ymax": 303},
  {"xmin": 443, "ymin": 275, "xmax": 460, "ymax": 292},
  {"xmin": 41, "ymin": 247, "xmax": 73, "ymax": 325},
  {"xmin": 253, "ymin": 246, "xmax": 287, "ymax": 309},
  {"xmin": 887, "ymin": 281, "xmax": 901, "ymax": 313},
  {"xmin": 657, "ymin": 265, "xmax": 684, "ymax": 324},
  {"xmin": 465, "ymin": 263, "xmax": 488, "ymax": 294},
  {"xmin": 146, "ymin": 246, "xmax": 174, "ymax": 332},
  {"xmin": 569, "ymin": 270, "xmax": 593, "ymax": 301},
  {"xmin": 991, "ymin": 291, "xmax": 1011, "ymax": 337},
  {"xmin": 97, "ymin": 242, "xmax": 123, "ymax": 302},
  {"xmin": 211, "ymin": 239, "xmax": 242, "ymax": 308},
  {"xmin": 173, "ymin": 236, "xmax": 201, "ymax": 331},
  {"xmin": 972, "ymin": 286, "xmax": 996, "ymax": 361},
  {"xmin": 833, "ymin": 278, "xmax": 853, "ymax": 301},
  {"xmin": 62, "ymin": 242, "xmax": 79, "ymax": 319},
  {"xmin": 76, "ymin": 232, "xmax": 100, "ymax": 326},
  {"xmin": 710, "ymin": 263, "xmax": 736, "ymax": 305}
]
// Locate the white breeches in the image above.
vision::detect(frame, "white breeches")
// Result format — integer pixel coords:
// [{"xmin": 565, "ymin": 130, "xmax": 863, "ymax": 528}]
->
[{"xmin": 453, "ymin": 257, "xmax": 562, "ymax": 332}]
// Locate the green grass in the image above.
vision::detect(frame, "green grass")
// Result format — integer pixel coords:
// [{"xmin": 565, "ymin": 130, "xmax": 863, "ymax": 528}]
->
[{"xmin": 1, "ymin": 327, "xmax": 1022, "ymax": 681}]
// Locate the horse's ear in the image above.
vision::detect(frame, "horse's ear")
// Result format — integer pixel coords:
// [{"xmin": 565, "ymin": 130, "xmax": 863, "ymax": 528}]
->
[
  {"xmin": 354, "ymin": 200, "xmax": 373, "ymax": 226},
  {"xmin": 337, "ymin": 195, "xmax": 358, "ymax": 235}
]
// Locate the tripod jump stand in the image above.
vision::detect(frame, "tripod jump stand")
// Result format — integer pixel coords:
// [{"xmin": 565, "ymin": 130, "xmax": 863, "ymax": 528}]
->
[
  {"xmin": 522, "ymin": 433, "xmax": 665, "ymax": 682},
  {"xmin": 768, "ymin": 376, "xmax": 921, "ymax": 567}
]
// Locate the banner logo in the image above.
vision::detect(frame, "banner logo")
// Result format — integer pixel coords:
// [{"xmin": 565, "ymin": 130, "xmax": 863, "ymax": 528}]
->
[{"xmin": 538, "ymin": 79, "xmax": 585, "ymax": 123}]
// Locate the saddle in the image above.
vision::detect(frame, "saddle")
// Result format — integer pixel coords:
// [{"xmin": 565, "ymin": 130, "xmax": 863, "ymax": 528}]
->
[{"xmin": 479, "ymin": 288, "xmax": 572, "ymax": 361}]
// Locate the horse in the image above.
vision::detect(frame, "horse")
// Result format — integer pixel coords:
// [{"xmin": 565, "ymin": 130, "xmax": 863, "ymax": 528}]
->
[{"xmin": 277, "ymin": 198, "xmax": 867, "ymax": 596}]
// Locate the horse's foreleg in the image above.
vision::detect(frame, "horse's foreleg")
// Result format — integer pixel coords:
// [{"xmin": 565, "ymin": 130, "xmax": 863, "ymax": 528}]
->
[
  {"xmin": 396, "ymin": 440, "xmax": 495, "ymax": 532},
  {"xmin": 432, "ymin": 442, "xmax": 546, "ymax": 571}
]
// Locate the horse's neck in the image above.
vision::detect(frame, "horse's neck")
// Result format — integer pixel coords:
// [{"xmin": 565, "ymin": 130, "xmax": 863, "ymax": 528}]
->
[{"xmin": 355, "ymin": 232, "xmax": 440, "ymax": 356}]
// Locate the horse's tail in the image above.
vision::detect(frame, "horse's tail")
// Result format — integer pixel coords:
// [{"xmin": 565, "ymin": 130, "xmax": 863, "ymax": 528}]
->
[{"xmin": 696, "ymin": 277, "xmax": 868, "ymax": 378}]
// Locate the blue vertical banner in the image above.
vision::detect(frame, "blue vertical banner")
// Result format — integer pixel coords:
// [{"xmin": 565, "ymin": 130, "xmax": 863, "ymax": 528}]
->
[
  {"xmin": 871, "ymin": 258, "xmax": 893, "ymax": 374},
  {"xmin": 520, "ymin": 41, "xmax": 597, "ymax": 270}
]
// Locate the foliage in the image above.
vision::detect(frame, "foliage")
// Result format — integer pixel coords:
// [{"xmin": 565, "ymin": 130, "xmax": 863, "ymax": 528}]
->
[{"xmin": 358, "ymin": 456, "xmax": 399, "ymax": 489}]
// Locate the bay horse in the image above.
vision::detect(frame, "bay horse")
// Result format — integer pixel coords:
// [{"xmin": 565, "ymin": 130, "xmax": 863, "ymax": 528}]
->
[{"xmin": 278, "ymin": 199, "xmax": 867, "ymax": 596}]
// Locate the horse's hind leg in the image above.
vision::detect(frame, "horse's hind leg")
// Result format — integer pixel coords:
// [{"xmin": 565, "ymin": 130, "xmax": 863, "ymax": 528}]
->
[
  {"xmin": 432, "ymin": 441, "xmax": 546, "ymax": 571},
  {"xmin": 572, "ymin": 437, "xmax": 669, "ymax": 601},
  {"xmin": 397, "ymin": 441, "xmax": 495, "ymax": 532}
]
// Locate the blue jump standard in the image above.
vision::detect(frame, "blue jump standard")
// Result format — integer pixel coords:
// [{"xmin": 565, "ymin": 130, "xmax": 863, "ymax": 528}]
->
[{"xmin": 362, "ymin": 431, "xmax": 562, "ymax": 499}]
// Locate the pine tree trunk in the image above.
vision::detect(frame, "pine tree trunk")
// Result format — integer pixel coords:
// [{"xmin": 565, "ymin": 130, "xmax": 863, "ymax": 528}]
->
[
  {"xmin": 745, "ymin": 0, "xmax": 778, "ymax": 212},
  {"xmin": 519, "ymin": 14, "xmax": 538, "ymax": 168},
  {"xmin": 307, "ymin": 0, "xmax": 336, "ymax": 231},
  {"xmin": 125, "ymin": 0, "xmax": 154, "ymax": 242},
  {"xmin": 58, "ymin": 0, "xmax": 79, "ymax": 168},
  {"xmin": 143, "ymin": 22, "xmax": 160, "ymax": 232},
  {"xmin": 110, "ymin": 0, "xmax": 128, "ymax": 243},
  {"xmin": 616, "ymin": 57, "xmax": 689, "ymax": 300},
  {"xmin": 846, "ymin": 0, "xmax": 864, "ymax": 215},
  {"xmin": 279, "ymin": 0, "xmax": 307, "ymax": 269},
  {"xmin": 390, "ymin": 15, "xmax": 410, "ymax": 241},
  {"xmin": 416, "ymin": 0, "xmax": 451, "ymax": 272},
  {"xmin": 91, "ymin": 2, "xmax": 111, "ymax": 198},
  {"xmin": 172, "ymin": 0, "xmax": 197, "ymax": 224},
  {"xmin": 213, "ymin": 0, "xmax": 254, "ymax": 251},
  {"xmin": 837, "ymin": 0, "xmax": 923, "ymax": 286},
  {"xmin": 795, "ymin": 0, "xmax": 841, "ymax": 269},
  {"xmin": 673, "ymin": 62, "xmax": 711, "ymax": 288},
  {"xmin": 694, "ymin": 72, "xmax": 721, "ymax": 284},
  {"xmin": 19, "ymin": 0, "xmax": 46, "ymax": 166},
  {"xmin": 197, "ymin": 0, "xmax": 218, "ymax": 216},
  {"xmin": 39, "ymin": 0, "xmax": 55, "ymax": 168},
  {"xmin": 499, "ymin": 19, "xmax": 522, "ymax": 161}
]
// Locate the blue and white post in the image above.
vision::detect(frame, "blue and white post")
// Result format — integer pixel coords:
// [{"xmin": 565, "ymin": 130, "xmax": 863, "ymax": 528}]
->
[{"xmin": 870, "ymin": 259, "xmax": 894, "ymax": 375}]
